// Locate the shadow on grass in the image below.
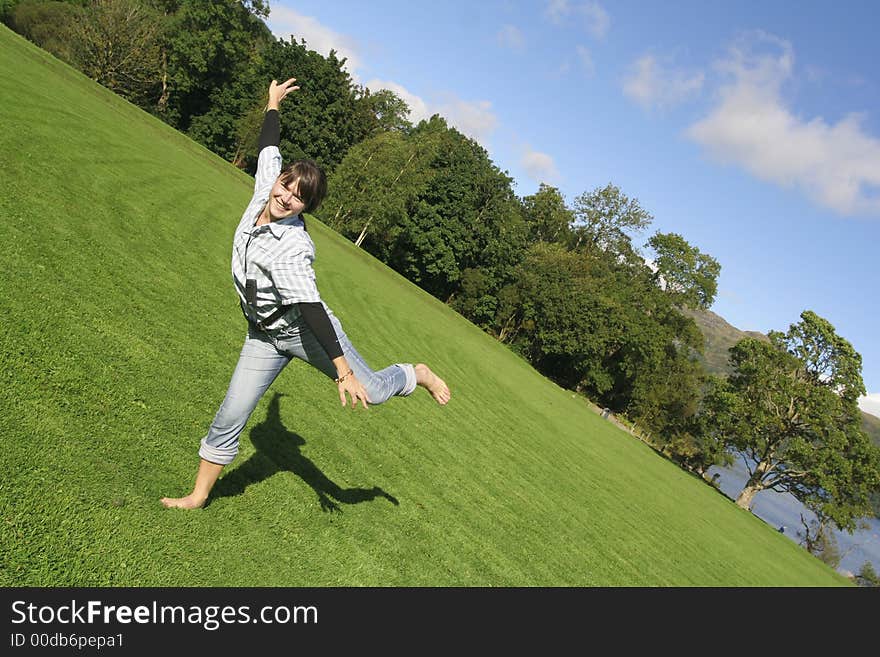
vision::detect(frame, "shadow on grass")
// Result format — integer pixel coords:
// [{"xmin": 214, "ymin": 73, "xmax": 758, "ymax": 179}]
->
[{"xmin": 208, "ymin": 393, "xmax": 399, "ymax": 512}]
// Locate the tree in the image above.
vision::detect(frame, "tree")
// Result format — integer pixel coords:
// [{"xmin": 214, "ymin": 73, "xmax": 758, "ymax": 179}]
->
[
  {"xmin": 704, "ymin": 311, "xmax": 880, "ymax": 534},
  {"xmin": 319, "ymin": 127, "xmax": 441, "ymax": 252},
  {"xmin": 781, "ymin": 310, "xmax": 866, "ymax": 404},
  {"xmin": 571, "ymin": 183, "xmax": 653, "ymax": 261},
  {"xmin": 797, "ymin": 513, "xmax": 842, "ymax": 569},
  {"xmin": 187, "ymin": 35, "xmax": 378, "ymax": 173},
  {"xmin": 647, "ymin": 232, "xmax": 721, "ymax": 310},
  {"xmin": 323, "ymin": 115, "xmax": 526, "ymax": 305},
  {"xmin": 356, "ymin": 87, "xmax": 413, "ymax": 135},
  {"xmin": 7, "ymin": 0, "xmax": 85, "ymax": 63},
  {"xmin": 521, "ymin": 184, "xmax": 574, "ymax": 246},
  {"xmin": 159, "ymin": 0, "xmax": 273, "ymax": 131},
  {"xmin": 855, "ymin": 561, "xmax": 880, "ymax": 587},
  {"xmin": 500, "ymin": 243, "xmax": 603, "ymax": 389},
  {"xmin": 391, "ymin": 116, "xmax": 525, "ymax": 302},
  {"xmin": 65, "ymin": 0, "xmax": 165, "ymax": 107}
]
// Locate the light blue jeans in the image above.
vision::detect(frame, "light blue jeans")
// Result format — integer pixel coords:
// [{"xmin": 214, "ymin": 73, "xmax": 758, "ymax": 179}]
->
[{"xmin": 199, "ymin": 310, "xmax": 417, "ymax": 465}]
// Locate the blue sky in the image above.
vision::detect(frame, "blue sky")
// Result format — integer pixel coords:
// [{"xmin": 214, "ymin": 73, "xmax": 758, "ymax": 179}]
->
[{"xmin": 266, "ymin": 0, "xmax": 880, "ymax": 415}]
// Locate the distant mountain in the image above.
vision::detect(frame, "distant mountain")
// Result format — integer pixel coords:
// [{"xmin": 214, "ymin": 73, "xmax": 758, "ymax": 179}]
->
[
  {"xmin": 685, "ymin": 308, "xmax": 880, "ymax": 449},
  {"xmin": 683, "ymin": 308, "xmax": 768, "ymax": 378},
  {"xmin": 864, "ymin": 411, "xmax": 880, "ymax": 449}
]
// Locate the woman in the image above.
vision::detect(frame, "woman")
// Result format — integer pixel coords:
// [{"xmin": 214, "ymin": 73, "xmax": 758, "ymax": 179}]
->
[{"xmin": 162, "ymin": 76, "xmax": 450, "ymax": 510}]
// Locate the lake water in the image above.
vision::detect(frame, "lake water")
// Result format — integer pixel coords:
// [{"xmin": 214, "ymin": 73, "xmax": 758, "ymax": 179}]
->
[{"xmin": 706, "ymin": 459, "xmax": 880, "ymax": 578}]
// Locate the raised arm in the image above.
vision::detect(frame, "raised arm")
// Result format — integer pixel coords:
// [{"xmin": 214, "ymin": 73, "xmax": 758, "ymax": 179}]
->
[{"xmin": 253, "ymin": 77, "xmax": 300, "ymax": 196}]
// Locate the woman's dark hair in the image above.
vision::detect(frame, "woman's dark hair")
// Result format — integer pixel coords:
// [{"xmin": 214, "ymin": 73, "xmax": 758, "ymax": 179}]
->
[{"xmin": 279, "ymin": 159, "xmax": 327, "ymax": 215}]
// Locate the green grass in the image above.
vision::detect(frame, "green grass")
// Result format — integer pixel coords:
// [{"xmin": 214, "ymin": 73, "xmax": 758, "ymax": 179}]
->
[{"xmin": 0, "ymin": 26, "xmax": 850, "ymax": 586}]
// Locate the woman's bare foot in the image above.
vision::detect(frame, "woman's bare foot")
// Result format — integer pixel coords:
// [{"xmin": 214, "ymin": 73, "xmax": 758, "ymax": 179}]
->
[
  {"xmin": 415, "ymin": 363, "xmax": 451, "ymax": 405},
  {"xmin": 161, "ymin": 494, "xmax": 207, "ymax": 509}
]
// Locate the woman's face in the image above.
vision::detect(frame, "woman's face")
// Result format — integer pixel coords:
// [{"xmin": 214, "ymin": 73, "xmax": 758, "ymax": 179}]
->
[{"xmin": 267, "ymin": 176, "xmax": 306, "ymax": 220}]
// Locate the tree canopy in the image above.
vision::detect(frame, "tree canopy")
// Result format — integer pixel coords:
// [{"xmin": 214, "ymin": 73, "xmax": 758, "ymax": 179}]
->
[{"xmin": 704, "ymin": 311, "xmax": 880, "ymax": 532}]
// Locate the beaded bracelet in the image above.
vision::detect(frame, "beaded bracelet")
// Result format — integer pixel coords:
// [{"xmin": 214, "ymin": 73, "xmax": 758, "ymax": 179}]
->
[{"xmin": 334, "ymin": 369, "xmax": 354, "ymax": 384}]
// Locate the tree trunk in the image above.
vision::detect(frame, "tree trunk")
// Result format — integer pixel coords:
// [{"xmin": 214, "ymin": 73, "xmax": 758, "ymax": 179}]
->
[
  {"xmin": 735, "ymin": 457, "xmax": 774, "ymax": 510},
  {"xmin": 355, "ymin": 217, "xmax": 372, "ymax": 247},
  {"xmin": 157, "ymin": 48, "xmax": 168, "ymax": 112},
  {"xmin": 735, "ymin": 484, "xmax": 762, "ymax": 510}
]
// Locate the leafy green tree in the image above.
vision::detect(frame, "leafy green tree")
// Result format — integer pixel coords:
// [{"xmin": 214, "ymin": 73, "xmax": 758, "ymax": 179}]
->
[
  {"xmin": 0, "ymin": 0, "xmax": 23, "ymax": 21},
  {"xmin": 159, "ymin": 0, "xmax": 273, "ymax": 131},
  {"xmin": 491, "ymin": 226, "xmax": 712, "ymax": 453},
  {"xmin": 500, "ymin": 243, "xmax": 605, "ymax": 389},
  {"xmin": 782, "ymin": 310, "xmax": 866, "ymax": 404},
  {"xmin": 797, "ymin": 513, "xmax": 842, "ymax": 569},
  {"xmin": 324, "ymin": 115, "xmax": 526, "ymax": 306},
  {"xmin": 521, "ymin": 183, "xmax": 574, "ymax": 246},
  {"xmin": 629, "ymin": 337, "xmax": 711, "ymax": 469},
  {"xmin": 320, "ymin": 127, "xmax": 441, "ymax": 249},
  {"xmin": 356, "ymin": 87, "xmax": 413, "ymax": 135},
  {"xmin": 65, "ymin": 0, "xmax": 165, "ymax": 107},
  {"xmin": 855, "ymin": 561, "xmax": 880, "ymax": 587},
  {"xmin": 704, "ymin": 311, "xmax": 880, "ymax": 533},
  {"xmin": 7, "ymin": 0, "xmax": 84, "ymax": 62},
  {"xmin": 388, "ymin": 116, "xmax": 525, "ymax": 301},
  {"xmin": 647, "ymin": 232, "xmax": 721, "ymax": 310},
  {"xmin": 571, "ymin": 183, "xmax": 653, "ymax": 262},
  {"xmin": 189, "ymin": 36, "xmax": 378, "ymax": 172}
]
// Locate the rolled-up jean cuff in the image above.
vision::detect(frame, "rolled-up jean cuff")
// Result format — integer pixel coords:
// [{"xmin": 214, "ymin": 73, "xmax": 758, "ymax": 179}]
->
[
  {"xmin": 199, "ymin": 438, "xmax": 238, "ymax": 465},
  {"xmin": 397, "ymin": 363, "xmax": 417, "ymax": 396}
]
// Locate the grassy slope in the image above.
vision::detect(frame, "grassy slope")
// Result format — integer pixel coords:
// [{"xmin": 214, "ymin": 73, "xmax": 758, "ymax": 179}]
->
[{"xmin": 0, "ymin": 27, "xmax": 848, "ymax": 586}]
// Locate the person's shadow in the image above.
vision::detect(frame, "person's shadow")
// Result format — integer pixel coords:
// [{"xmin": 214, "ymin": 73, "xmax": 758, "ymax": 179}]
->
[{"xmin": 208, "ymin": 393, "xmax": 399, "ymax": 512}]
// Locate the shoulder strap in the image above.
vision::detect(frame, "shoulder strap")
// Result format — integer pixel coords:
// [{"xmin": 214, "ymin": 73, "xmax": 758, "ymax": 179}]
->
[{"xmin": 241, "ymin": 298, "xmax": 291, "ymax": 332}]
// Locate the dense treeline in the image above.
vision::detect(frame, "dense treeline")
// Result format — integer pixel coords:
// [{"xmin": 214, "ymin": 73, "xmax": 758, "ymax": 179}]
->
[
  {"xmin": 6, "ymin": 0, "xmax": 879, "ymax": 547},
  {"xmin": 320, "ymin": 121, "xmax": 720, "ymax": 457},
  {"xmin": 2, "ymin": 0, "xmax": 394, "ymax": 173}
]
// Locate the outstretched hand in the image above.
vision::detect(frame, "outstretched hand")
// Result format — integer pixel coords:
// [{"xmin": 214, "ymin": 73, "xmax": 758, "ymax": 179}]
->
[
  {"xmin": 267, "ymin": 76, "xmax": 299, "ymax": 110},
  {"xmin": 338, "ymin": 373, "xmax": 369, "ymax": 410}
]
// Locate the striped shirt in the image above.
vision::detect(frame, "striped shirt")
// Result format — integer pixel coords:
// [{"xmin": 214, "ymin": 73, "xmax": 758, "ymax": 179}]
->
[{"xmin": 231, "ymin": 145, "xmax": 324, "ymax": 331}]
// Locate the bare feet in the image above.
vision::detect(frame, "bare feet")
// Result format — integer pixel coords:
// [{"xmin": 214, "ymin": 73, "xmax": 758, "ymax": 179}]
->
[
  {"xmin": 415, "ymin": 363, "xmax": 451, "ymax": 405},
  {"xmin": 160, "ymin": 494, "xmax": 207, "ymax": 509}
]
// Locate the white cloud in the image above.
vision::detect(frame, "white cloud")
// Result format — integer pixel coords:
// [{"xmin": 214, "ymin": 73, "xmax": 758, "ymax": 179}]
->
[
  {"xmin": 365, "ymin": 80, "xmax": 497, "ymax": 145},
  {"xmin": 582, "ymin": 1, "xmax": 610, "ymax": 39},
  {"xmin": 266, "ymin": 7, "xmax": 363, "ymax": 79},
  {"xmin": 266, "ymin": 8, "xmax": 498, "ymax": 146},
  {"xmin": 263, "ymin": 10, "xmax": 497, "ymax": 146},
  {"xmin": 623, "ymin": 55, "xmax": 704, "ymax": 109},
  {"xmin": 545, "ymin": 0, "xmax": 570, "ymax": 23},
  {"xmin": 687, "ymin": 32, "xmax": 880, "ymax": 216},
  {"xmin": 521, "ymin": 146, "xmax": 559, "ymax": 184},
  {"xmin": 859, "ymin": 393, "xmax": 880, "ymax": 418},
  {"xmin": 436, "ymin": 97, "xmax": 498, "ymax": 143},
  {"xmin": 551, "ymin": 46, "xmax": 594, "ymax": 79},
  {"xmin": 498, "ymin": 24, "xmax": 525, "ymax": 50},
  {"xmin": 363, "ymin": 79, "xmax": 431, "ymax": 124},
  {"xmin": 545, "ymin": 1, "xmax": 610, "ymax": 39},
  {"xmin": 576, "ymin": 45, "xmax": 595, "ymax": 75}
]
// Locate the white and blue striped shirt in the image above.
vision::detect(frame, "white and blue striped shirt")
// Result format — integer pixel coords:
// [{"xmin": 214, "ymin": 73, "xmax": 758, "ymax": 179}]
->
[{"xmin": 231, "ymin": 145, "xmax": 324, "ymax": 331}]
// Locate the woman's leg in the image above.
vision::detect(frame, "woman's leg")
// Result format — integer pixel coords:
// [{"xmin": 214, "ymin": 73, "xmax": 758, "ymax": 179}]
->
[
  {"xmin": 290, "ymin": 316, "xmax": 413, "ymax": 404},
  {"xmin": 282, "ymin": 314, "xmax": 449, "ymax": 405},
  {"xmin": 197, "ymin": 332, "xmax": 291, "ymax": 465},
  {"xmin": 162, "ymin": 331, "xmax": 290, "ymax": 508}
]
